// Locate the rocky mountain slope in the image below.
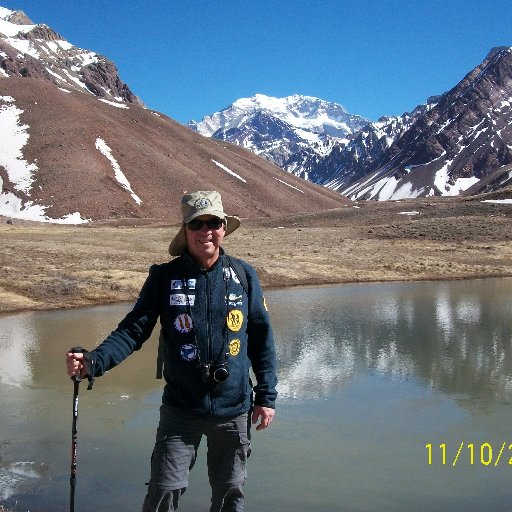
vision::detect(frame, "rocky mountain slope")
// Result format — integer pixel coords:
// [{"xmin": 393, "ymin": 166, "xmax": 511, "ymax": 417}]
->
[
  {"xmin": 337, "ymin": 47, "xmax": 512, "ymax": 200},
  {"xmin": 191, "ymin": 49, "xmax": 512, "ymax": 200},
  {"xmin": 0, "ymin": 6, "xmax": 347, "ymax": 224},
  {"xmin": 187, "ymin": 94, "xmax": 369, "ymax": 172}
]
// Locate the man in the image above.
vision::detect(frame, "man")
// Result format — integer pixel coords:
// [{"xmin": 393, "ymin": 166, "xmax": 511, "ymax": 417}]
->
[{"xmin": 66, "ymin": 191, "xmax": 278, "ymax": 512}]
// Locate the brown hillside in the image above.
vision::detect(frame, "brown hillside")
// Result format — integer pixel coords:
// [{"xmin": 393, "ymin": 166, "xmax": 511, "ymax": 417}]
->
[{"xmin": 0, "ymin": 77, "xmax": 348, "ymax": 222}]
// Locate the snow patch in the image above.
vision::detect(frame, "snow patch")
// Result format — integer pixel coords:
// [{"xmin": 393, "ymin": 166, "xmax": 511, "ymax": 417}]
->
[
  {"xmin": 5, "ymin": 36, "xmax": 40, "ymax": 59},
  {"xmin": 61, "ymin": 68, "xmax": 94, "ymax": 93},
  {"xmin": 211, "ymin": 159, "xmax": 247, "ymax": 183},
  {"xmin": 0, "ymin": 14, "xmax": 36, "ymax": 38},
  {"xmin": 0, "ymin": 97, "xmax": 37, "ymax": 194},
  {"xmin": 99, "ymin": 98, "xmax": 129, "ymax": 109},
  {"xmin": 95, "ymin": 138, "xmax": 142, "ymax": 205},
  {"xmin": 0, "ymin": 189, "xmax": 89, "ymax": 224},
  {"xmin": 434, "ymin": 161, "xmax": 480, "ymax": 195},
  {"xmin": 481, "ymin": 199, "xmax": 512, "ymax": 204},
  {"xmin": 273, "ymin": 177, "xmax": 305, "ymax": 193}
]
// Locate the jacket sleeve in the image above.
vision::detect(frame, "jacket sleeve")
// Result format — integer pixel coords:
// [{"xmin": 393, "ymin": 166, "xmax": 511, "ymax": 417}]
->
[
  {"xmin": 90, "ymin": 264, "xmax": 163, "ymax": 377},
  {"xmin": 244, "ymin": 261, "xmax": 278, "ymax": 408}
]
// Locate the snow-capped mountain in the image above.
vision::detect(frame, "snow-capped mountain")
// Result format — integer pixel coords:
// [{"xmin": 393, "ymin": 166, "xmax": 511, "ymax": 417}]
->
[
  {"xmin": 295, "ymin": 99, "xmax": 440, "ymax": 190},
  {"xmin": 0, "ymin": 6, "xmax": 140, "ymax": 105},
  {"xmin": 335, "ymin": 47, "xmax": 512, "ymax": 200},
  {"xmin": 0, "ymin": 6, "xmax": 346, "ymax": 223},
  {"xmin": 187, "ymin": 94, "xmax": 369, "ymax": 171},
  {"xmin": 190, "ymin": 49, "xmax": 512, "ymax": 200}
]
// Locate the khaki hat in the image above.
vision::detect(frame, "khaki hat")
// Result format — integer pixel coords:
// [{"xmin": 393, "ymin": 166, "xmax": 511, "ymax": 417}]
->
[{"xmin": 168, "ymin": 191, "xmax": 241, "ymax": 256}]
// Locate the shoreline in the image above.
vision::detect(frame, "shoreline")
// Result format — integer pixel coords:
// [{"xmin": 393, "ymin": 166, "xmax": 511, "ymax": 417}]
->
[
  {"xmin": 2, "ymin": 274, "xmax": 511, "ymax": 319},
  {"xmin": 1, "ymin": 196, "xmax": 511, "ymax": 315}
]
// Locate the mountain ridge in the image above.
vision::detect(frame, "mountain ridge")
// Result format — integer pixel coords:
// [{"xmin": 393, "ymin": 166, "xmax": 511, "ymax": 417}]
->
[
  {"xmin": 0, "ymin": 5, "xmax": 348, "ymax": 224},
  {"xmin": 189, "ymin": 48, "xmax": 512, "ymax": 200},
  {"xmin": 187, "ymin": 94, "xmax": 368, "ymax": 174}
]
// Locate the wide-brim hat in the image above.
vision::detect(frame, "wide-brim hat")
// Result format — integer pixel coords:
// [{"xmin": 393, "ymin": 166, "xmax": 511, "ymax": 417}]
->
[{"xmin": 168, "ymin": 191, "xmax": 241, "ymax": 256}]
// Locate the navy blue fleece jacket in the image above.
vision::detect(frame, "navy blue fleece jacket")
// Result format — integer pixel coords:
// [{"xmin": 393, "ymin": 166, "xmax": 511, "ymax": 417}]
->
[{"xmin": 89, "ymin": 251, "xmax": 278, "ymax": 417}]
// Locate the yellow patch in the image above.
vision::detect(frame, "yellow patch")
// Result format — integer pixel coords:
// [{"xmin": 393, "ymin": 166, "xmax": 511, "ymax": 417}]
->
[
  {"xmin": 229, "ymin": 339, "xmax": 241, "ymax": 356},
  {"xmin": 226, "ymin": 309, "xmax": 244, "ymax": 332},
  {"xmin": 263, "ymin": 297, "xmax": 268, "ymax": 311}
]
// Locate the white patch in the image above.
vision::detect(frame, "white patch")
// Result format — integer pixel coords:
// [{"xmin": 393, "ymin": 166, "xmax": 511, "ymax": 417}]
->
[
  {"xmin": 211, "ymin": 159, "xmax": 247, "ymax": 183},
  {"xmin": 174, "ymin": 313, "xmax": 193, "ymax": 333},
  {"xmin": 228, "ymin": 293, "xmax": 243, "ymax": 306},
  {"xmin": 224, "ymin": 267, "xmax": 240, "ymax": 284},
  {"xmin": 171, "ymin": 279, "xmax": 196, "ymax": 290},
  {"xmin": 98, "ymin": 98, "xmax": 129, "ymax": 109},
  {"xmin": 170, "ymin": 294, "xmax": 195, "ymax": 306},
  {"xmin": 95, "ymin": 137, "xmax": 142, "ymax": 205},
  {"xmin": 482, "ymin": 199, "xmax": 512, "ymax": 204}
]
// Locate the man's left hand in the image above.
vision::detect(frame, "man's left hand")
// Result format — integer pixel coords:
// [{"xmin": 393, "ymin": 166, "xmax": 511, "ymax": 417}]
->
[{"xmin": 252, "ymin": 405, "xmax": 275, "ymax": 431}]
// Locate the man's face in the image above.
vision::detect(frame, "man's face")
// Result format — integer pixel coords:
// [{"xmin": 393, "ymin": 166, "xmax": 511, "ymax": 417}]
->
[{"xmin": 185, "ymin": 215, "xmax": 226, "ymax": 268}]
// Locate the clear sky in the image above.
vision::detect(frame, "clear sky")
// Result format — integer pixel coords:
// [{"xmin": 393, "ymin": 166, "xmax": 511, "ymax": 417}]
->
[{"xmin": 3, "ymin": 0, "xmax": 512, "ymax": 124}]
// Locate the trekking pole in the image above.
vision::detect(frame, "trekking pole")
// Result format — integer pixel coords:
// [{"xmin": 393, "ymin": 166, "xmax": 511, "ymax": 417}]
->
[{"xmin": 69, "ymin": 347, "xmax": 84, "ymax": 512}]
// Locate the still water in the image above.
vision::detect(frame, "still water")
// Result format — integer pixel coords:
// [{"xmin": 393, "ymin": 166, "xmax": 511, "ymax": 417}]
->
[{"xmin": 1, "ymin": 278, "xmax": 512, "ymax": 512}]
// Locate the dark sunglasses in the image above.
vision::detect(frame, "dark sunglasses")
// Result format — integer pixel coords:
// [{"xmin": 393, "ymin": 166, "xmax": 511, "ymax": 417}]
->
[{"xmin": 186, "ymin": 218, "xmax": 225, "ymax": 231}]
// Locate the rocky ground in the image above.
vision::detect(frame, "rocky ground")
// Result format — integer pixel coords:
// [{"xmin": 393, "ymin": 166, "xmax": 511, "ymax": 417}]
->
[{"xmin": 1, "ymin": 196, "xmax": 511, "ymax": 314}]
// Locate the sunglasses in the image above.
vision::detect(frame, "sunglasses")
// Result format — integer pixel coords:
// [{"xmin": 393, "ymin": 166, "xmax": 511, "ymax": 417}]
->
[{"xmin": 186, "ymin": 218, "xmax": 225, "ymax": 231}]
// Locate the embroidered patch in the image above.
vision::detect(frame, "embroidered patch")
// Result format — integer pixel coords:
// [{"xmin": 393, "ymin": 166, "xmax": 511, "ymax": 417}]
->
[
  {"xmin": 180, "ymin": 343, "xmax": 198, "ymax": 361},
  {"xmin": 194, "ymin": 197, "xmax": 211, "ymax": 210},
  {"xmin": 226, "ymin": 309, "xmax": 243, "ymax": 332},
  {"xmin": 170, "ymin": 294, "xmax": 195, "ymax": 306},
  {"xmin": 227, "ymin": 293, "xmax": 243, "ymax": 306},
  {"xmin": 174, "ymin": 313, "xmax": 193, "ymax": 333},
  {"xmin": 223, "ymin": 267, "xmax": 240, "ymax": 284},
  {"xmin": 229, "ymin": 339, "xmax": 241, "ymax": 356},
  {"xmin": 171, "ymin": 279, "xmax": 196, "ymax": 290}
]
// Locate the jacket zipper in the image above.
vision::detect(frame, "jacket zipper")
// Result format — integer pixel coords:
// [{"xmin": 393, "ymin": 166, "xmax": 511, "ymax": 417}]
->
[{"xmin": 205, "ymin": 269, "xmax": 215, "ymax": 416}]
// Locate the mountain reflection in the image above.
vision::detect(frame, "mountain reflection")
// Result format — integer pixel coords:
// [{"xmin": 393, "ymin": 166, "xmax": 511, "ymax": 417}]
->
[
  {"xmin": 0, "ymin": 279, "xmax": 510, "ymax": 407},
  {"xmin": 272, "ymin": 279, "xmax": 512, "ymax": 405}
]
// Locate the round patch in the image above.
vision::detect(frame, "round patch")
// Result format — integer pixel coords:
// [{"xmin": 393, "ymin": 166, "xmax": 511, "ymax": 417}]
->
[
  {"xmin": 229, "ymin": 339, "xmax": 241, "ymax": 356},
  {"xmin": 174, "ymin": 313, "xmax": 193, "ymax": 333},
  {"xmin": 194, "ymin": 197, "xmax": 211, "ymax": 210},
  {"xmin": 180, "ymin": 343, "xmax": 198, "ymax": 362},
  {"xmin": 226, "ymin": 309, "xmax": 244, "ymax": 332}
]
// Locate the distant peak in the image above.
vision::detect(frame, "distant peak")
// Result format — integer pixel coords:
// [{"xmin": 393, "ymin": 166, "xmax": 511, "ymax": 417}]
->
[
  {"xmin": 485, "ymin": 46, "xmax": 512, "ymax": 60},
  {"xmin": 231, "ymin": 93, "xmax": 347, "ymax": 114},
  {"xmin": 1, "ymin": 8, "xmax": 33, "ymax": 25}
]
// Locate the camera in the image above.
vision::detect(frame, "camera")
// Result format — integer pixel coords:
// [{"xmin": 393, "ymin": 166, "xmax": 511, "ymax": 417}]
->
[
  {"xmin": 211, "ymin": 362, "xmax": 229, "ymax": 383},
  {"xmin": 200, "ymin": 362, "xmax": 229, "ymax": 383}
]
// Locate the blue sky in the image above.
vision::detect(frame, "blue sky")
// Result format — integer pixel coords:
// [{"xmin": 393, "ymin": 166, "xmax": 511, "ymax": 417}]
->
[{"xmin": 4, "ymin": 0, "xmax": 512, "ymax": 123}]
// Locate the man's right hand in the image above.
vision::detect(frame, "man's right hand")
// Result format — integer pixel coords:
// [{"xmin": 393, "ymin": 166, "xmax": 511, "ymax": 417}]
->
[{"xmin": 66, "ymin": 351, "xmax": 86, "ymax": 379}]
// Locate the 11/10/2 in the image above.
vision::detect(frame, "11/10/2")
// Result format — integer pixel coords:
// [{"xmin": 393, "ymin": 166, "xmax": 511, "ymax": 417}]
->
[{"xmin": 425, "ymin": 442, "xmax": 512, "ymax": 467}]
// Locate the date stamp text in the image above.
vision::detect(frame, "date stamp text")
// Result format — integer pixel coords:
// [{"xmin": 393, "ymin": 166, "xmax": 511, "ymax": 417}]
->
[{"xmin": 426, "ymin": 442, "xmax": 512, "ymax": 467}]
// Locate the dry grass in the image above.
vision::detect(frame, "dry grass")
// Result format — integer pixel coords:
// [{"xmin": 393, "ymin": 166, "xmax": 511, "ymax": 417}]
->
[{"xmin": 1, "ymin": 197, "xmax": 511, "ymax": 314}]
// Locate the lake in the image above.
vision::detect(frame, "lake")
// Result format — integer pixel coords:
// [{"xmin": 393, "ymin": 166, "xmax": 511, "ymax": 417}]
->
[{"xmin": 1, "ymin": 278, "xmax": 512, "ymax": 511}]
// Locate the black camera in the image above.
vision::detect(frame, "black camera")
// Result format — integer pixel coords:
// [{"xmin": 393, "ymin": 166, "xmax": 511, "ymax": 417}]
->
[
  {"xmin": 200, "ymin": 362, "xmax": 229, "ymax": 383},
  {"xmin": 211, "ymin": 362, "xmax": 229, "ymax": 383}
]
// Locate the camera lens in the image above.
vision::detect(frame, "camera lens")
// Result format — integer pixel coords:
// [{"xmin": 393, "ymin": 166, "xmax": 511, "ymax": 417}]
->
[{"xmin": 212, "ymin": 364, "xmax": 229, "ymax": 383}]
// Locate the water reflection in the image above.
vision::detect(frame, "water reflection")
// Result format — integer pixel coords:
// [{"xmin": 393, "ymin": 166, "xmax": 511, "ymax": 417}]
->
[
  {"xmin": 272, "ymin": 278, "xmax": 512, "ymax": 404},
  {"xmin": 1, "ymin": 279, "xmax": 511, "ymax": 402},
  {"xmin": 0, "ymin": 313, "xmax": 38, "ymax": 387},
  {"xmin": 1, "ymin": 278, "xmax": 512, "ymax": 511}
]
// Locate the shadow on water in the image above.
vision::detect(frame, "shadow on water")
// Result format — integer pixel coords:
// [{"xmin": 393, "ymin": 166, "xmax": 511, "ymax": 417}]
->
[{"xmin": 1, "ymin": 278, "xmax": 512, "ymax": 511}]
